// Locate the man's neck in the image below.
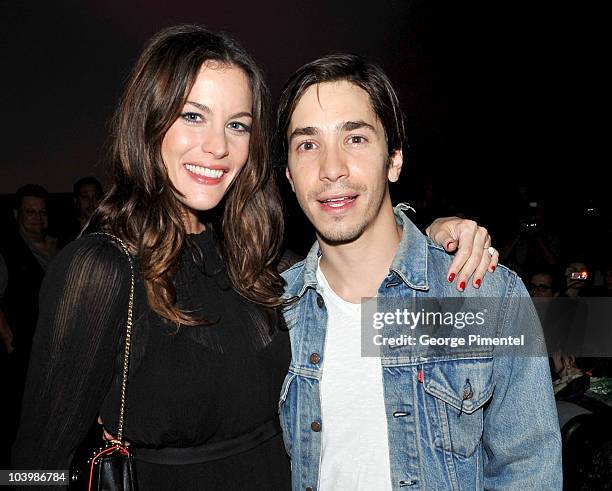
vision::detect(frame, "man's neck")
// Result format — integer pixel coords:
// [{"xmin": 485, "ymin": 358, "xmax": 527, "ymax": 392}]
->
[
  {"xmin": 318, "ymin": 204, "xmax": 401, "ymax": 304},
  {"xmin": 19, "ymin": 227, "xmax": 50, "ymax": 258},
  {"xmin": 19, "ymin": 227, "xmax": 46, "ymax": 245}
]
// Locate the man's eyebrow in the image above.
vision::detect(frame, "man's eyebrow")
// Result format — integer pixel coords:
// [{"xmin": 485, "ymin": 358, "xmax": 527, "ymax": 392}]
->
[
  {"xmin": 288, "ymin": 120, "xmax": 375, "ymax": 143},
  {"xmin": 288, "ymin": 126, "xmax": 319, "ymax": 143},
  {"xmin": 338, "ymin": 120, "xmax": 376, "ymax": 132},
  {"xmin": 185, "ymin": 101, "xmax": 252, "ymax": 120}
]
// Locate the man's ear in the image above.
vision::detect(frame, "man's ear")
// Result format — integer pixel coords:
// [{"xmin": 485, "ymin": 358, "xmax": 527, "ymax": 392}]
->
[
  {"xmin": 285, "ymin": 167, "xmax": 295, "ymax": 193},
  {"xmin": 387, "ymin": 148, "xmax": 403, "ymax": 183}
]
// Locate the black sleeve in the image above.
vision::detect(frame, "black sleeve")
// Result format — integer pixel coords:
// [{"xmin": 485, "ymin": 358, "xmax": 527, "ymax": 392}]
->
[
  {"xmin": 0, "ymin": 253, "xmax": 7, "ymax": 300},
  {"xmin": 11, "ymin": 236, "xmax": 131, "ymax": 471}
]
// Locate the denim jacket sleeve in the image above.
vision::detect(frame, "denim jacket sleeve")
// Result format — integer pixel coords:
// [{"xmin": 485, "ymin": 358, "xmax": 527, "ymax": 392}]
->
[{"xmin": 483, "ymin": 275, "xmax": 562, "ymax": 489}]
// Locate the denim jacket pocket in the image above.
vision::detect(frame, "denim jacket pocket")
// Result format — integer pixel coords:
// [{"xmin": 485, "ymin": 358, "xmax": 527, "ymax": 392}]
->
[
  {"xmin": 278, "ymin": 371, "xmax": 297, "ymax": 457},
  {"xmin": 422, "ymin": 358, "xmax": 494, "ymax": 458}
]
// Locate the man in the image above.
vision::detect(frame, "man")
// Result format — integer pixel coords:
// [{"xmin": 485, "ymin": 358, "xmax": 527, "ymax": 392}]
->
[
  {"xmin": 0, "ymin": 184, "xmax": 59, "ymax": 468},
  {"xmin": 529, "ymin": 270, "xmax": 557, "ymax": 298},
  {"xmin": 561, "ymin": 261, "xmax": 590, "ymax": 298},
  {"xmin": 58, "ymin": 176, "xmax": 103, "ymax": 248},
  {"xmin": 0, "ymin": 184, "xmax": 58, "ymax": 357},
  {"xmin": 0, "ymin": 254, "xmax": 11, "ymax": 355},
  {"xmin": 277, "ymin": 55, "xmax": 561, "ymax": 490},
  {"xmin": 74, "ymin": 177, "xmax": 102, "ymax": 223},
  {"xmin": 0, "ymin": 253, "xmax": 9, "ymax": 470}
]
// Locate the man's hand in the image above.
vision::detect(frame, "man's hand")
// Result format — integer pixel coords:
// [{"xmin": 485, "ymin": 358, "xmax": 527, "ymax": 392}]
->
[{"xmin": 426, "ymin": 217, "xmax": 499, "ymax": 291}]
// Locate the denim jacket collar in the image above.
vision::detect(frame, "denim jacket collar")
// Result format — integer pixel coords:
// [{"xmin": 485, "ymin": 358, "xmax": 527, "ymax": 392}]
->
[
  {"xmin": 390, "ymin": 203, "xmax": 429, "ymax": 291},
  {"xmin": 282, "ymin": 203, "xmax": 429, "ymax": 300}
]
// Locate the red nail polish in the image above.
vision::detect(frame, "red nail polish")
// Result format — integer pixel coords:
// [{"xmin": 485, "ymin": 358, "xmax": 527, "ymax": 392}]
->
[
  {"xmin": 475, "ymin": 278, "xmax": 481, "ymax": 288},
  {"xmin": 417, "ymin": 371, "xmax": 424, "ymax": 383},
  {"xmin": 491, "ymin": 265, "xmax": 496, "ymax": 272},
  {"xmin": 448, "ymin": 273, "xmax": 456, "ymax": 283},
  {"xmin": 459, "ymin": 281, "xmax": 466, "ymax": 291}
]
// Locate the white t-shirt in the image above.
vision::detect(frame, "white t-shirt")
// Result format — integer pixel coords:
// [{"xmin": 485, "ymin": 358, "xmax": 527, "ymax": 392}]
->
[{"xmin": 317, "ymin": 263, "xmax": 392, "ymax": 491}]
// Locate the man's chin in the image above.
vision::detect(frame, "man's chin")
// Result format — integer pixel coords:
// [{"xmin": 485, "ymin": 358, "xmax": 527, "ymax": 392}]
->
[{"xmin": 315, "ymin": 224, "xmax": 365, "ymax": 246}]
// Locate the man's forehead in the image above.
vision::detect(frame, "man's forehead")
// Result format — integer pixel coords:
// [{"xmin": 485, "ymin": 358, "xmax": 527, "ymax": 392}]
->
[
  {"xmin": 289, "ymin": 80, "xmax": 379, "ymax": 129},
  {"xmin": 79, "ymin": 185, "xmax": 98, "ymax": 195},
  {"xmin": 532, "ymin": 273, "xmax": 553, "ymax": 283},
  {"xmin": 21, "ymin": 196, "xmax": 46, "ymax": 208}
]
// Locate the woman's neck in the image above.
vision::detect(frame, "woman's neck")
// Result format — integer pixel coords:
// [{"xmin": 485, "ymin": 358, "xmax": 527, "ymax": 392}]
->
[{"xmin": 183, "ymin": 209, "xmax": 205, "ymax": 234}]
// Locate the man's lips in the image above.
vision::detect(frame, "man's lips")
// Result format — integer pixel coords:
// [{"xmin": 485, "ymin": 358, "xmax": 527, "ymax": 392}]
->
[
  {"xmin": 317, "ymin": 192, "xmax": 359, "ymax": 202},
  {"xmin": 316, "ymin": 194, "xmax": 359, "ymax": 210}
]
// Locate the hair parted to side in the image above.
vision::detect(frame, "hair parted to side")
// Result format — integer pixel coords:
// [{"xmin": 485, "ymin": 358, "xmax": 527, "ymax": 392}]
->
[
  {"xmin": 275, "ymin": 53, "xmax": 407, "ymax": 166},
  {"xmin": 87, "ymin": 25, "xmax": 285, "ymax": 325}
]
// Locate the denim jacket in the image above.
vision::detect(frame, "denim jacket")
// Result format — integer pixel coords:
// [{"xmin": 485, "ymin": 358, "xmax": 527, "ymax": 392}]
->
[{"xmin": 280, "ymin": 204, "xmax": 562, "ymax": 490}]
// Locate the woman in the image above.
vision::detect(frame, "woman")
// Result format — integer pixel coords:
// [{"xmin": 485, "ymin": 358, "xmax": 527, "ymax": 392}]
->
[{"xmin": 12, "ymin": 25, "xmax": 496, "ymax": 489}]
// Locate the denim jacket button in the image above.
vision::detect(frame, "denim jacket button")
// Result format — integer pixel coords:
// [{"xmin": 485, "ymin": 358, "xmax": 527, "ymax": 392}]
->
[
  {"xmin": 316, "ymin": 294, "xmax": 324, "ymax": 308},
  {"xmin": 306, "ymin": 488, "xmax": 313, "ymax": 491},
  {"xmin": 310, "ymin": 421, "xmax": 322, "ymax": 432},
  {"xmin": 463, "ymin": 387, "xmax": 473, "ymax": 399},
  {"xmin": 309, "ymin": 352, "xmax": 321, "ymax": 364}
]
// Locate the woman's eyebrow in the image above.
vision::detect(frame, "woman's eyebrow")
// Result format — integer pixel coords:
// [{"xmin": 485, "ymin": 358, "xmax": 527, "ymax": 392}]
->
[
  {"xmin": 185, "ymin": 101, "xmax": 252, "ymax": 120},
  {"xmin": 186, "ymin": 100, "xmax": 211, "ymax": 113},
  {"xmin": 229, "ymin": 111, "xmax": 253, "ymax": 119}
]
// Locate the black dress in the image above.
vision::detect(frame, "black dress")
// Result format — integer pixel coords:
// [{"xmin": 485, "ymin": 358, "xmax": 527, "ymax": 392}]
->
[{"xmin": 12, "ymin": 230, "xmax": 292, "ymax": 490}]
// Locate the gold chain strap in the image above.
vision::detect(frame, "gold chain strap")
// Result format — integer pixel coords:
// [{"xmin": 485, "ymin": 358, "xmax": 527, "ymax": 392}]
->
[{"xmin": 91, "ymin": 233, "xmax": 135, "ymax": 445}]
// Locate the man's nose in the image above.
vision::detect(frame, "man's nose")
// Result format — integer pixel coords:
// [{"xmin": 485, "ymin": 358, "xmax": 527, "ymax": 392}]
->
[{"xmin": 319, "ymin": 146, "xmax": 349, "ymax": 182}]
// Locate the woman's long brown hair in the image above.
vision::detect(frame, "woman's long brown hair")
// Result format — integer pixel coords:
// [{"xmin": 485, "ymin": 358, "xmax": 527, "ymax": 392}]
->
[{"xmin": 87, "ymin": 25, "xmax": 285, "ymax": 325}]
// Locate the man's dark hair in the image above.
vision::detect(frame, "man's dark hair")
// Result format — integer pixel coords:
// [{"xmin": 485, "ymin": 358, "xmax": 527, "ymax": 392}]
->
[
  {"xmin": 529, "ymin": 266, "xmax": 563, "ymax": 294},
  {"xmin": 275, "ymin": 53, "xmax": 406, "ymax": 165},
  {"xmin": 15, "ymin": 184, "xmax": 48, "ymax": 211},
  {"xmin": 73, "ymin": 176, "xmax": 103, "ymax": 197}
]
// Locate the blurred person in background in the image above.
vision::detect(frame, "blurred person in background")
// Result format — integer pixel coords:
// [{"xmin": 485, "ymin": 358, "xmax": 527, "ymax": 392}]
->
[
  {"xmin": 0, "ymin": 183, "xmax": 58, "ymax": 470},
  {"xmin": 590, "ymin": 260, "xmax": 612, "ymax": 297},
  {"xmin": 529, "ymin": 268, "xmax": 559, "ymax": 298},
  {"xmin": 58, "ymin": 176, "xmax": 103, "ymax": 248},
  {"xmin": 0, "ymin": 184, "xmax": 57, "ymax": 361},
  {"xmin": 0, "ymin": 253, "xmax": 10, "ymax": 469},
  {"xmin": 560, "ymin": 261, "xmax": 591, "ymax": 298},
  {"xmin": 0, "ymin": 254, "xmax": 11, "ymax": 355},
  {"xmin": 501, "ymin": 201, "xmax": 559, "ymax": 281}
]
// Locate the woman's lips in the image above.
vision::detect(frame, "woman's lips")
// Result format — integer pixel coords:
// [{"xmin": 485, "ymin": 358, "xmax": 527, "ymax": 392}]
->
[{"xmin": 184, "ymin": 163, "xmax": 227, "ymax": 185}]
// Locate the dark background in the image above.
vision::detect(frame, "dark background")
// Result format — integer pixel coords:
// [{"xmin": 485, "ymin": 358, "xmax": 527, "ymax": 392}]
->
[{"xmin": 0, "ymin": 0, "xmax": 607, "ymax": 254}]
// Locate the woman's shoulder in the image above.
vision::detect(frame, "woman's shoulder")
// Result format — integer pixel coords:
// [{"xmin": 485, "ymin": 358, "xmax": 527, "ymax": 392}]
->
[{"xmin": 51, "ymin": 233, "xmax": 131, "ymax": 279}]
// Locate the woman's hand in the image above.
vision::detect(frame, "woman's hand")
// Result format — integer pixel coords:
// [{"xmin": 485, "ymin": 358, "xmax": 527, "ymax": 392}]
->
[
  {"xmin": 97, "ymin": 416, "xmax": 130, "ymax": 446},
  {"xmin": 426, "ymin": 217, "xmax": 499, "ymax": 291}
]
